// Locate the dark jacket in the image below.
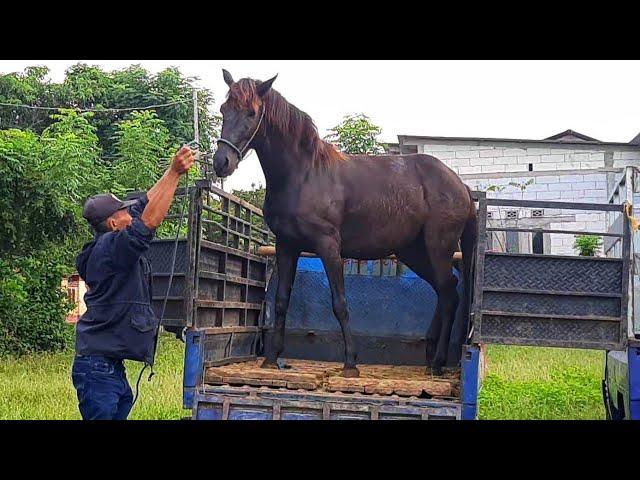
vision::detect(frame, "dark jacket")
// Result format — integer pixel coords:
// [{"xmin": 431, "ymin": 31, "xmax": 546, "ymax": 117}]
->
[{"xmin": 75, "ymin": 194, "xmax": 158, "ymax": 364}]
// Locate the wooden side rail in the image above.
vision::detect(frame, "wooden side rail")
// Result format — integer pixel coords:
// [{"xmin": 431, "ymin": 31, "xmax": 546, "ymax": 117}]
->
[{"xmin": 256, "ymin": 246, "xmax": 463, "ymax": 261}]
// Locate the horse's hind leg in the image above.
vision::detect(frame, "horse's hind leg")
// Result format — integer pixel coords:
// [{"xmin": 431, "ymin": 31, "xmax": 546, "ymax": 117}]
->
[
  {"xmin": 399, "ymin": 230, "xmax": 460, "ymax": 374},
  {"xmin": 316, "ymin": 237, "xmax": 359, "ymax": 378},
  {"xmin": 395, "ymin": 243, "xmax": 439, "ymax": 366},
  {"xmin": 423, "ymin": 236, "xmax": 461, "ymax": 375}
]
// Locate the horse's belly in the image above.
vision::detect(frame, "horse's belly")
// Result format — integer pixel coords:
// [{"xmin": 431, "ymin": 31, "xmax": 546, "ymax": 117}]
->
[{"xmin": 340, "ymin": 216, "xmax": 422, "ymax": 259}]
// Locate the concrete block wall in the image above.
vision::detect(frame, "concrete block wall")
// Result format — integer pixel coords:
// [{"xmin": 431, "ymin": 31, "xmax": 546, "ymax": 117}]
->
[{"xmin": 414, "ymin": 140, "xmax": 640, "ymax": 255}]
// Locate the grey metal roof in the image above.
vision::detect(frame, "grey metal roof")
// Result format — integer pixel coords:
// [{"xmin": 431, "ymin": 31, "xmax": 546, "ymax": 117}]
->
[
  {"xmin": 397, "ymin": 133, "xmax": 637, "ymax": 148},
  {"xmin": 544, "ymin": 129, "xmax": 601, "ymax": 142}
]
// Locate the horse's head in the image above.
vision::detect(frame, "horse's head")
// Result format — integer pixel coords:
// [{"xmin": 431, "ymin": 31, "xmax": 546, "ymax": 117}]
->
[{"xmin": 213, "ymin": 69, "xmax": 278, "ymax": 178}]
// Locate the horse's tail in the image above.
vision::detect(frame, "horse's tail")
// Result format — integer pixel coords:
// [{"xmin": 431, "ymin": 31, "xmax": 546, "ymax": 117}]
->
[
  {"xmin": 460, "ymin": 187, "xmax": 478, "ymax": 345},
  {"xmin": 446, "ymin": 187, "xmax": 479, "ymax": 367}
]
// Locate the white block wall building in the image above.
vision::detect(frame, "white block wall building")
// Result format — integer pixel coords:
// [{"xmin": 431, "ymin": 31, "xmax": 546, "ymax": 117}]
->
[{"xmin": 390, "ymin": 130, "xmax": 640, "ymax": 255}]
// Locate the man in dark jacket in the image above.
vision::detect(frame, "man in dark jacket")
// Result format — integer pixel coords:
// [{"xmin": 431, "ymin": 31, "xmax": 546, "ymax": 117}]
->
[{"xmin": 72, "ymin": 145, "xmax": 194, "ymax": 420}]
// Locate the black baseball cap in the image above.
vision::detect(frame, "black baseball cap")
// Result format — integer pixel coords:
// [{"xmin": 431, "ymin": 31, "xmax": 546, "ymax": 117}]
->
[{"xmin": 82, "ymin": 193, "xmax": 137, "ymax": 227}]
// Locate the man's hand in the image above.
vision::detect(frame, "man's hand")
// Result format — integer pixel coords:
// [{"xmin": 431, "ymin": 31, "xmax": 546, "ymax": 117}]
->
[
  {"xmin": 142, "ymin": 145, "xmax": 196, "ymax": 230},
  {"xmin": 171, "ymin": 145, "xmax": 195, "ymax": 175}
]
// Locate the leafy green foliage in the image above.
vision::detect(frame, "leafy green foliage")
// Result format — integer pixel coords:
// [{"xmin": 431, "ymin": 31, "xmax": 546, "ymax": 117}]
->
[
  {"xmin": 0, "ymin": 64, "xmax": 219, "ymax": 355},
  {"xmin": 0, "ymin": 251, "xmax": 75, "ymax": 356},
  {"xmin": 573, "ymin": 234, "xmax": 602, "ymax": 257},
  {"xmin": 482, "ymin": 179, "xmax": 534, "ymax": 193},
  {"xmin": 324, "ymin": 113, "xmax": 385, "ymax": 155},
  {"xmin": 0, "ymin": 63, "xmax": 220, "ymax": 156},
  {"xmin": 109, "ymin": 110, "xmax": 172, "ymax": 197},
  {"xmin": 232, "ymin": 182, "xmax": 266, "ymax": 210}
]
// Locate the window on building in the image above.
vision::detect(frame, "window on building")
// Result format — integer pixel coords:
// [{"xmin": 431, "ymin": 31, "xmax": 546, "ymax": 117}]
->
[
  {"xmin": 532, "ymin": 230, "xmax": 544, "ymax": 254},
  {"xmin": 506, "ymin": 230, "xmax": 520, "ymax": 253}
]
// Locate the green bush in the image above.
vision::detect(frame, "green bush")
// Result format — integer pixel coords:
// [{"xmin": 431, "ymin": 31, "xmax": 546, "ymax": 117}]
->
[
  {"xmin": 573, "ymin": 234, "xmax": 602, "ymax": 256},
  {"xmin": 0, "ymin": 252, "xmax": 75, "ymax": 356}
]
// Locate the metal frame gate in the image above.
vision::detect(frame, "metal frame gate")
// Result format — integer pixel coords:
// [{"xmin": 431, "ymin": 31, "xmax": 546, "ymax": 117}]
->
[{"xmin": 472, "ymin": 196, "xmax": 631, "ymax": 350}]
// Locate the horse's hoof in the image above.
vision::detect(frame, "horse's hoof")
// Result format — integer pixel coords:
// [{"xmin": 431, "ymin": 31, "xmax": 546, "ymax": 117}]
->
[
  {"xmin": 431, "ymin": 367, "xmax": 443, "ymax": 376},
  {"xmin": 341, "ymin": 367, "xmax": 360, "ymax": 378}
]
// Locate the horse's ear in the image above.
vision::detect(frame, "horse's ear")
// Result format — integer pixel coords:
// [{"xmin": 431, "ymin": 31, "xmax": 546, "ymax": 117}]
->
[
  {"xmin": 222, "ymin": 69, "xmax": 234, "ymax": 86},
  {"xmin": 256, "ymin": 74, "xmax": 278, "ymax": 97}
]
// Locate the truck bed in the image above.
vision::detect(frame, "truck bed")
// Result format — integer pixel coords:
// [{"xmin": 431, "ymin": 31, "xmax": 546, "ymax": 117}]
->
[
  {"xmin": 204, "ymin": 358, "xmax": 460, "ymax": 398},
  {"xmin": 192, "ymin": 358, "xmax": 465, "ymax": 420}
]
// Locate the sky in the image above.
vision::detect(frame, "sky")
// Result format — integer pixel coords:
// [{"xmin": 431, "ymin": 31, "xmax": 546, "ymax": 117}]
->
[{"xmin": 2, "ymin": 60, "xmax": 640, "ymax": 191}]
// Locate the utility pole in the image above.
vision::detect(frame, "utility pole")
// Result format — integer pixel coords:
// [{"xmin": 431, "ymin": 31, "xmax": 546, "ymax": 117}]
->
[{"xmin": 192, "ymin": 87, "xmax": 201, "ymax": 176}]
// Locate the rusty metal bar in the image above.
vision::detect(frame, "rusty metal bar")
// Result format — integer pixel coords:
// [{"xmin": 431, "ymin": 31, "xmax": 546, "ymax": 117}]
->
[{"xmin": 486, "ymin": 226, "xmax": 623, "ymax": 238}]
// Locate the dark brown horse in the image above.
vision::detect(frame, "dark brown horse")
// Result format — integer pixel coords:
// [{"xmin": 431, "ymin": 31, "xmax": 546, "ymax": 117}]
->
[{"xmin": 212, "ymin": 70, "xmax": 478, "ymax": 376}]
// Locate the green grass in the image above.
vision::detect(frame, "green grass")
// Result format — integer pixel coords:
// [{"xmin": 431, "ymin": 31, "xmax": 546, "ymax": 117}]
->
[
  {"xmin": 0, "ymin": 334, "xmax": 186, "ymax": 420},
  {"xmin": 0, "ymin": 337, "xmax": 606, "ymax": 420},
  {"xmin": 478, "ymin": 345, "xmax": 605, "ymax": 420}
]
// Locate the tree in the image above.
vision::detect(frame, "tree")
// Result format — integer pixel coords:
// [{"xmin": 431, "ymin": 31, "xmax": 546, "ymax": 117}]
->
[
  {"xmin": 0, "ymin": 63, "xmax": 223, "ymax": 355},
  {"xmin": 109, "ymin": 110, "xmax": 173, "ymax": 197},
  {"xmin": 0, "ymin": 63, "xmax": 221, "ymax": 156},
  {"xmin": 233, "ymin": 182, "xmax": 266, "ymax": 210},
  {"xmin": 0, "ymin": 111, "xmax": 105, "ymax": 355},
  {"xmin": 324, "ymin": 113, "xmax": 385, "ymax": 155}
]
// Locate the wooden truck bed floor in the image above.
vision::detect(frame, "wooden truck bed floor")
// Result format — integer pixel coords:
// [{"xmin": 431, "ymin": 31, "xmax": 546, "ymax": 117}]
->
[{"xmin": 204, "ymin": 358, "xmax": 460, "ymax": 400}]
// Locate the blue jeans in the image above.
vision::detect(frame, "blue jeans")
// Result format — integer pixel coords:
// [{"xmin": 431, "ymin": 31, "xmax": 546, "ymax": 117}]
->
[{"xmin": 71, "ymin": 355, "xmax": 134, "ymax": 420}]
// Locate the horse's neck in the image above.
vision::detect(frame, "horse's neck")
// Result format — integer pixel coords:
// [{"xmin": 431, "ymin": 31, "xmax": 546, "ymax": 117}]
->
[{"xmin": 254, "ymin": 128, "xmax": 308, "ymax": 195}]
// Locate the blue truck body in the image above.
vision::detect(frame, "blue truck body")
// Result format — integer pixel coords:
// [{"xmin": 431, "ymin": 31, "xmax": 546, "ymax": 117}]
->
[
  {"xmin": 183, "ymin": 257, "xmax": 482, "ymax": 420},
  {"xmin": 146, "ymin": 180, "xmax": 633, "ymax": 420}
]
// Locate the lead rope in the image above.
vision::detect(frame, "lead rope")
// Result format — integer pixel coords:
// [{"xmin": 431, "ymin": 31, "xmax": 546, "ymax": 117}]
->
[{"xmin": 131, "ymin": 142, "xmax": 199, "ymax": 409}]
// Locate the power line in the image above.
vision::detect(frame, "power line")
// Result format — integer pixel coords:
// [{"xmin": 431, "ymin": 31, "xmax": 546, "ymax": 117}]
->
[{"xmin": 0, "ymin": 99, "xmax": 190, "ymax": 113}]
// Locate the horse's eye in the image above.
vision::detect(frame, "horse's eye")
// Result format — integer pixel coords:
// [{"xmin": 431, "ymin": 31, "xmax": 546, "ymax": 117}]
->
[{"xmin": 248, "ymin": 110, "xmax": 256, "ymax": 118}]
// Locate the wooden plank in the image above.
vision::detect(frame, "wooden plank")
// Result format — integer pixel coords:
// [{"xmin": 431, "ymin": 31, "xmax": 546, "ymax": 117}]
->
[
  {"xmin": 207, "ymin": 365, "xmax": 322, "ymax": 384},
  {"xmin": 203, "ymin": 356, "xmax": 257, "ymax": 368},
  {"xmin": 196, "ymin": 300, "xmax": 263, "ymax": 310},
  {"xmin": 201, "ymin": 326, "xmax": 260, "ymax": 335},
  {"xmin": 200, "ymin": 239, "xmax": 265, "ymax": 262},
  {"xmin": 326, "ymin": 377, "xmax": 452, "ymax": 397},
  {"xmin": 256, "ymin": 245, "xmax": 462, "ymax": 261},
  {"xmin": 222, "ymin": 376, "xmax": 288, "ymax": 388},
  {"xmin": 204, "ymin": 358, "xmax": 459, "ymax": 398},
  {"xmin": 326, "ymin": 378, "xmax": 369, "ymax": 393},
  {"xmin": 208, "ymin": 184, "xmax": 266, "ymax": 216},
  {"xmin": 198, "ymin": 270, "xmax": 266, "ymax": 288},
  {"xmin": 286, "ymin": 381, "xmax": 318, "ymax": 390},
  {"xmin": 204, "ymin": 369, "xmax": 225, "ymax": 383}
]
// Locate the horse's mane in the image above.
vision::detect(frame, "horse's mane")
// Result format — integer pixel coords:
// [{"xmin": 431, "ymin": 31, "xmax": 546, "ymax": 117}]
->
[{"xmin": 227, "ymin": 78, "xmax": 347, "ymax": 169}]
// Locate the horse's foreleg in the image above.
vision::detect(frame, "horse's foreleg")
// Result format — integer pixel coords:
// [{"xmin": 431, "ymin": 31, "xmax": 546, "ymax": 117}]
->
[
  {"xmin": 262, "ymin": 242, "xmax": 299, "ymax": 369},
  {"xmin": 317, "ymin": 239, "xmax": 359, "ymax": 378}
]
